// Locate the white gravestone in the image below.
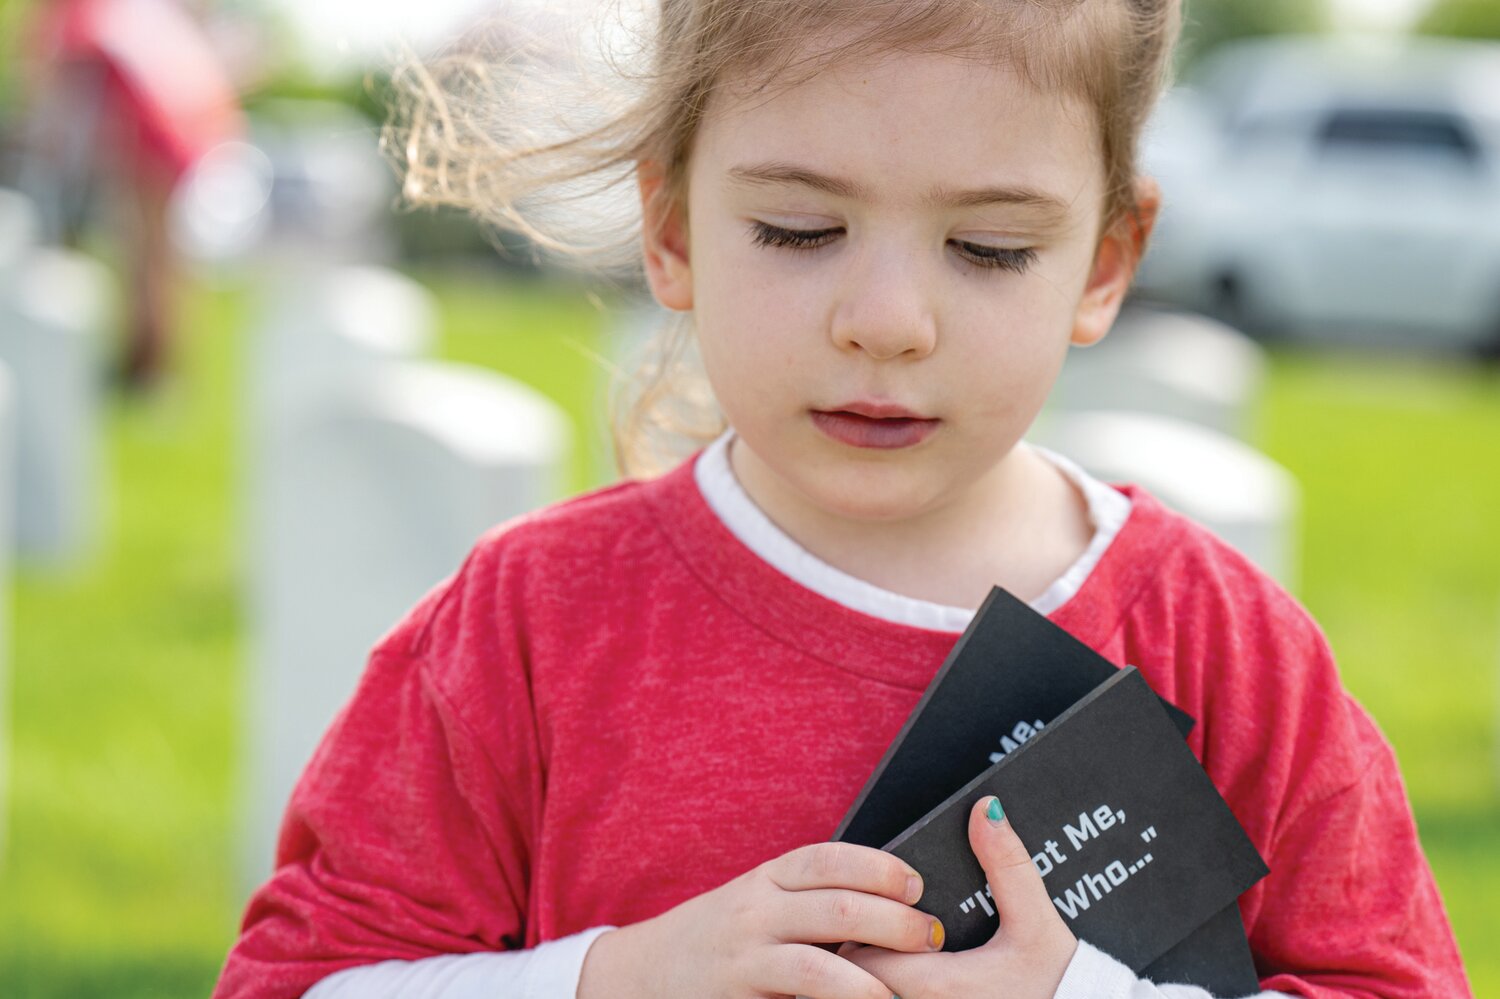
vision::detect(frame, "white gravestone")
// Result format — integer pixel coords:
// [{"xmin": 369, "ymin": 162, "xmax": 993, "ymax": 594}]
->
[
  {"xmin": 0, "ymin": 363, "xmax": 15, "ymax": 868},
  {"xmin": 1032, "ymin": 409, "xmax": 1299, "ymax": 589},
  {"xmin": 241, "ymin": 265, "xmax": 439, "ymax": 612},
  {"xmin": 1049, "ymin": 306, "xmax": 1267, "ymax": 440},
  {"xmin": 240, "ymin": 264, "xmax": 436, "ymax": 890},
  {"xmin": 241, "ymin": 351, "xmax": 572, "ymax": 892},
  {"xmin": 241, "ymin": 264, "xmax": 439, "ymax": 651},
  {"xmin": 0, "ymin": 189, "xmax": 41, "ymax": 273},
  {"xmin": 245, "ymin": 264, "xmax": 437, "ymax": 434},
  {"xmin": 0, "ymin": 246, "xmax": 111, "ymax": 565},
  {"xmin": 0, "ymin": 189, "xmax": 35, "ymax": 861}
]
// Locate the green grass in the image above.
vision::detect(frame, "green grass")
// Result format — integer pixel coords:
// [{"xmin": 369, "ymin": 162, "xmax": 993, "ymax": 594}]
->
[
  {"xmin": 1258, "ymin": 351, "xmax": 1500, "ymax": 989},
  {"xmin": 2, "ymin": 282, "xmax": 246, "ymax": 996},
  {"xmin": 0, "ymin": 274, "xmax": 1496, "ymax": 996}
]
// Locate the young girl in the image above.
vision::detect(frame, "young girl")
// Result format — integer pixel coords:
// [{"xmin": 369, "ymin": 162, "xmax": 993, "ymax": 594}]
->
[{"xmin": 214, "ymin": 1, "xmax": 1470, "ymax": 997}]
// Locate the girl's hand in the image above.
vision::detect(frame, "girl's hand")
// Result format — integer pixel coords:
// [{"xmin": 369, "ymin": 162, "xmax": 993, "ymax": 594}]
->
[
  {"xmin": 577, "ymin": 839, "xmax": 945, "ymax": 999},
  {"xmin": 837, "ymin": 796, "xmax": 1078, "ymax": 999}
]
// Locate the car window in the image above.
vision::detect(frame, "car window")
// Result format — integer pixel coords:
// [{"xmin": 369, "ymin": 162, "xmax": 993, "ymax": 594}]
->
[{"xmin": 1317, "ymin": 108, "xmax": 1484, "ymax": 167}]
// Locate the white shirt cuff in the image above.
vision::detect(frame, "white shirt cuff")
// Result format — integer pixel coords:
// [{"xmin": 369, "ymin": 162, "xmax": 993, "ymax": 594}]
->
[
  {"xmin": 301, "ymin": 924, "xmax": 617, "ymax": 999},
  {"xmin": 1053, "ymin": 939, "xmax": 1290, "ymax": 999},
  {"xmin": 521, "ymin": 925, "xmax": 617, "ymax": 996}
]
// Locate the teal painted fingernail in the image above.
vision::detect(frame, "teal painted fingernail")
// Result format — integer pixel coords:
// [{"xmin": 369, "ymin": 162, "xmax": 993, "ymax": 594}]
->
[{"xmin": 987, "ymin": 797, "xmax": 1005, "ymax": 824}]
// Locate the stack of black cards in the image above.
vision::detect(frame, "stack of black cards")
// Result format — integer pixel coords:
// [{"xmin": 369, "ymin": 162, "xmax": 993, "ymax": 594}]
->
[{"xmin": 835, "ymin": 588, "xmax": 1267, "ymax": 995}]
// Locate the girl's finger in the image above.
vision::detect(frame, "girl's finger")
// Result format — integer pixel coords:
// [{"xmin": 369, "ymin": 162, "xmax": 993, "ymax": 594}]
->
[
  {"xmin": 967, "ymin": 795, "xmax": 1058, "ymax": 933},
  {"xmin": 777, "ymin": 887, "xmax": 944, "ymax": 953},
  {"xmin": 766, "ymin": 841, "xmax": 924, "ymax": 905},
  {"xmin": 760, "ymin": 941, "xmax": 897, "ymax": 999},
  {"xmin": 841, "ymin": 942, "xmax": 954, "ymax": 999}
]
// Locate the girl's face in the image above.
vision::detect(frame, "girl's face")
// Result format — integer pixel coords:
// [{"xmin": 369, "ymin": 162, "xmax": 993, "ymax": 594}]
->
[{"xmin": 643, "ymin": 47, "xmax": 1151, "ymax": 529}]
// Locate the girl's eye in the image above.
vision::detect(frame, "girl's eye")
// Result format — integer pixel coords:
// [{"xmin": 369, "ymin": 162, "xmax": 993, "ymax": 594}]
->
[
  {"xmin": 951, "ymin": 241, "xmax": 1038, "ymax": 274},
  {"xmin": 749, "ymin": 221, "xmax": 842, "ymax": 251},
  {"xmin": 749, "ymin": 222, "xmax": 1036, "ymax": 275}
]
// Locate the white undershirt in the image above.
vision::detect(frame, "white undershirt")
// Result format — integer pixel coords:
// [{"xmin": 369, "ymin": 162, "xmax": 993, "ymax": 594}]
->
[
  {"xmin": 305, "ymin": 438, "xmax": 1285, "ymax": 999},
  {"xmin": 693, "ymin": 430, "xmax": 1132, "ymax": 630}
]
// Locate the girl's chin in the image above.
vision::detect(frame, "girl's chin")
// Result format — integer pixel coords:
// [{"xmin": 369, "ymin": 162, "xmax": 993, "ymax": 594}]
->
[
  {"xmin": 795, "ymin": 475, "xmax": 949, "ymax": 525},
  {"xmin": 733, "ymin": 434, "xmax": 955, "ymax": 524}
]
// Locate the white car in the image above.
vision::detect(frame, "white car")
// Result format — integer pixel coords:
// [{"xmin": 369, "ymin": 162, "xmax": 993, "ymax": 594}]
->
[{"xmin": 1136, "ymin": 37, "xmax": 1500, "ymax": 356}]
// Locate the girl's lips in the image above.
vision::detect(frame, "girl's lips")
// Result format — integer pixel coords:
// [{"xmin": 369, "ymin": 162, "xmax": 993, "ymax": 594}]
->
[{"xmin": 810, "ymin": 410, "xmax": 941, "ymax": 449}]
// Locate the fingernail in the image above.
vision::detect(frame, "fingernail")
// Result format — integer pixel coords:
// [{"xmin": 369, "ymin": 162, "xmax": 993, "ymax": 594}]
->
[
  {"xmin": 929, "ymin": 918, "xmax": 945, "ymax": 950},
  {"xmin": 905, "ymin": 874, "xmax": 923, "ymax": 904},
  {"xmin": 986, "ymin": 796, "xmax": 1005, "ymax": 824}
]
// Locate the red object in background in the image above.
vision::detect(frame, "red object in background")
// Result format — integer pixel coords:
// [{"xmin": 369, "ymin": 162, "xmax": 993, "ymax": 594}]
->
[
  {"xmin": 32, "ymin": 0, "xmax": 243, "ymax": 185},
  {"xmin": 18, "ymin": 0, "xmax": 247, "ymax": 388}
]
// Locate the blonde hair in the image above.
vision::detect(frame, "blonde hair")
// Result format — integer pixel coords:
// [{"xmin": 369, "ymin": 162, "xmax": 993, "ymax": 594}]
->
[{"xmin": 383, "ymin": 0, "xmax": 1183, "ymax": 477}]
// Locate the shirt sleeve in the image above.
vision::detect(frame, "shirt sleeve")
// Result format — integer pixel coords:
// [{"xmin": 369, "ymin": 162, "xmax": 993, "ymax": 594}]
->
[
  {"xmin": 213, "ymin": 541, "xmax": 549, "ymax": 999},
  {"xmin": 1113, "ymin": 521, "xmax": 1471, "ymax": 998},
  {"xmin": 1244, "ymin": 701, "xmax": 1470, "ymax": 997},
  {"xmin": 1021, "ymin": 731, "xmax": 1465, "ymax": 999},
  {"xmin": 302, "ymin": 927, "xmax": 616, "ymax": 999},
  {"xmin": 1057, "ymin": 941, "xmax": 1292, "ymax": 999}
]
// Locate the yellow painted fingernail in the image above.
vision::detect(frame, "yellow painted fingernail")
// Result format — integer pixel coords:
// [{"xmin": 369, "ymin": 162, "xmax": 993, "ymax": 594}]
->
[{"xmin": 929, "ymin": 918, "xmax": 945, "ymax": 950}]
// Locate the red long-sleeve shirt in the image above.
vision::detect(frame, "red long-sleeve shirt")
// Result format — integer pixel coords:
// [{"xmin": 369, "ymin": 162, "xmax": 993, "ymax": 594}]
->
[{"xmin": 215, "ymin": 453, "xmax": 1470, "ymax": 998}]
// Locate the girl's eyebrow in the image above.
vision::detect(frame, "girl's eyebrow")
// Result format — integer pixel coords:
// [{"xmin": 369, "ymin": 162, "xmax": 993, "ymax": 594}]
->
[
  {"xmin": 729, "ymin": 163, "xmax": 868, "ymax": 200},
  {"xmin": 727, "ymin": 161, "xmax": 1073, "ymax": 221}
]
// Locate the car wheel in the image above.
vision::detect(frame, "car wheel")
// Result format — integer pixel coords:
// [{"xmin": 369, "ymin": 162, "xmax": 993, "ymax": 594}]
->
[
  {"xmin": 1211, "ymin": 271, "xmax": 1258, "ymax": 339},
  {"xmin": 1477, "ymin": 316, "xmax": 1500, "ymax": 365}
]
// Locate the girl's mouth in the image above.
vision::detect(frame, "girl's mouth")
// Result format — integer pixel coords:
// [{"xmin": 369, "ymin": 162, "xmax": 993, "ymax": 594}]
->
[{"xmin": 810, "ymin": 410, "xmax": 941, "ymax": 449}]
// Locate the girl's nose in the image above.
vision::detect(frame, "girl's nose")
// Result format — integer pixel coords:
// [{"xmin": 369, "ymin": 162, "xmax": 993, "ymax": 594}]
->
[{"xmin": 829, "ymin": 247, "xmax": 938, "ymax": 360}]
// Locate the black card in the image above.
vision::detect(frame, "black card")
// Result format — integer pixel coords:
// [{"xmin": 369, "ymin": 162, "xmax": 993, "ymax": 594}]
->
[
  {"xmin": 836, "ymin": 586, "xmax": 1194, "ymax": 851},
  {"xmin": 830, "ymin": 588, "xmax": 1256, "ymax": 991},
  {"xmin": 883, "ymin": 668, "xmax": 1268, "ymax": 971},
  {"xmin": 1144, "ymin": 903, "xmax": 1259, "ymax": 995}
]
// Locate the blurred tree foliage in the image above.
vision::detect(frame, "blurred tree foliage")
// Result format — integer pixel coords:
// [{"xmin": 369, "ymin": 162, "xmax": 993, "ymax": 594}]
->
[
  {"xmin": 1418, "ymin": 0, "xmax": 1500, "ymax": 39},
  {"xmin": 0, "ymin": 0, "xmax": 36, "ymax": 118},
  {"xmin": 1177, "ymin": 0, "xmax": 1332, "ymax": 69}
]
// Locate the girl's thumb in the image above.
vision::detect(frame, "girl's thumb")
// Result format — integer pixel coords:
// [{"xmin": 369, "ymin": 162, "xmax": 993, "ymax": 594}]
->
[{"xmin": 967, "ymin": 796, "xmax": 1056, "ymax": 933}]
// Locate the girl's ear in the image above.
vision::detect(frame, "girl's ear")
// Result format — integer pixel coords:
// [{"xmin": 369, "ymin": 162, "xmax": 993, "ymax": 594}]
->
[
  {"xmin": 1071, "ymin": 175, "xmax": 1161, "ymax": 347},
  {"xmin": 638, "ymin": 161, "xmax": 693, "ymax": 312}
]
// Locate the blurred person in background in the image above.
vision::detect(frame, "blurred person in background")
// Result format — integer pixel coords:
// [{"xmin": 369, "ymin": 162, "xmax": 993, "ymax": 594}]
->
[{"xmin": 14, "ymin": 0, "xmax": 243, "ymax": 390}]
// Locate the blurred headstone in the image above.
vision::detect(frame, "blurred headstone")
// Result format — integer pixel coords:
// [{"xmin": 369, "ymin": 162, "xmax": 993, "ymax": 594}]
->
[
  {"xmin": 1032, "ymin": 410, "xmax": 1299, "ymax": 588},
  {"xmin": 0, "ymin": 189, "xmax": 42, "ymax": 274},
  {"xmin": 240, "ymin": 276, "xmax": 573, "ymax": 890},
  {"xmin": 240, "ymin": 264, "xmax": 435, "ymax": 889},
  {"xmin": 246, "ymin": 264, "xmax": 437, "ymax": 438},
  {"xmin": 1049, "ymin": 306, "xmax": 1267, "ymax": 440},
  {"xmin": 0, "ymin": 246, "xmax": 111, "ymax": 565},
  {"xmin": 0, "ymin": 363, "xmax": 14, "ymax": 868},
  {"xmin": 242, "ymin": 264, "xmax": 439, "ymax": 662}
]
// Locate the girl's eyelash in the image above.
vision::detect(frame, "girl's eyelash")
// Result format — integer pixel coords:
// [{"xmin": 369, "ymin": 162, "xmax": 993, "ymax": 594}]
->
[
  {"xmin": 749, "ymin": 221, "xmax": 841, "ymax": 250},
  {"xmin": 952, "ymin": 242, "xmax": 1039, "ymax": 274},
  {"xmin": 748, "ymin": 222, "xmax": 1037, "ymax": 274}
]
